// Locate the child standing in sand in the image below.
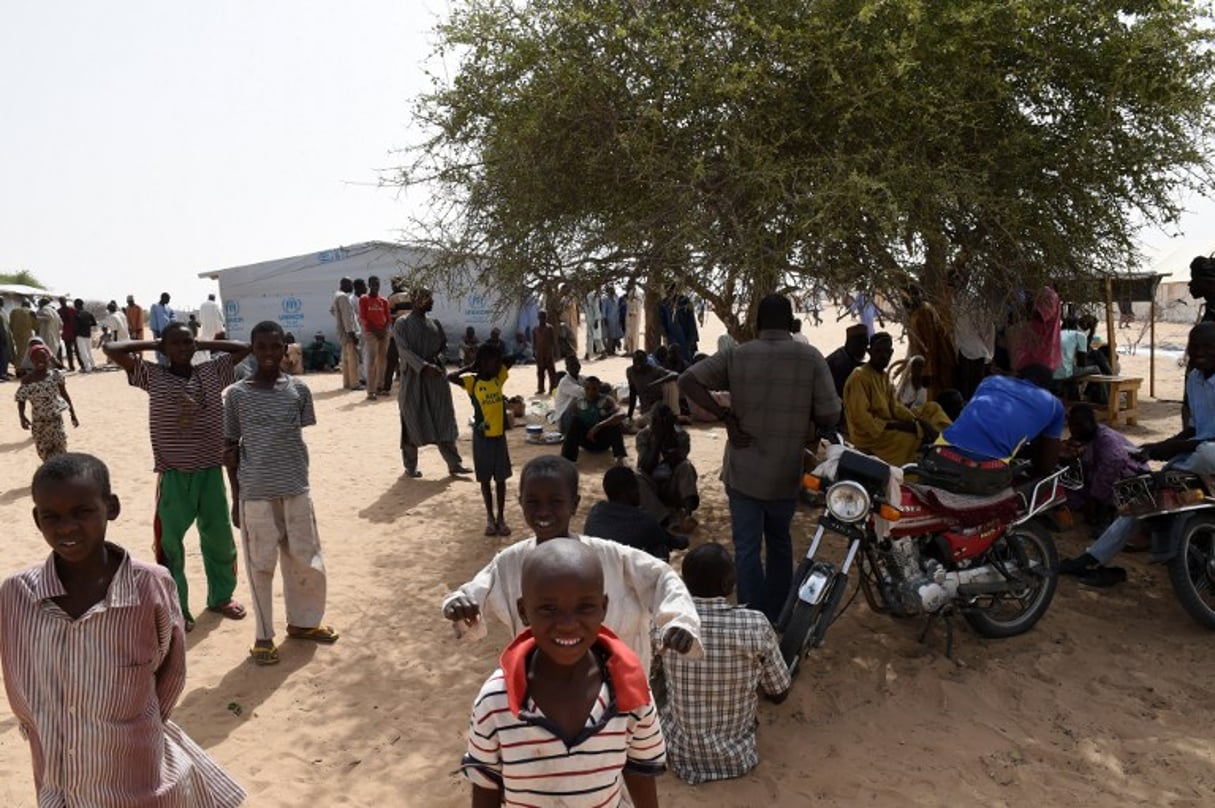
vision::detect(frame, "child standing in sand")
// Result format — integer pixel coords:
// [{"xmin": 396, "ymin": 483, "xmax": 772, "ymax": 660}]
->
[
  {"xmin": 14, "ymin": 344, "xmax": 77, "ymax": 460},
  {"xmin": 441, "ymin": 455, "xmax": 702, "ymax": 672},
  {"xmin": 448, "ymin": 343, "xmax": 514, "ymax": 536},
  {"xmin": 461, "ymin": 539, "xmax": 665, "ymax": 808},
  {"xmin": 0, "ymin": 453, "xmax": 245, "ymax": 807},
  {"xmin": 223, "ymin": 321, "xmax": 338, "ymax": 665}
]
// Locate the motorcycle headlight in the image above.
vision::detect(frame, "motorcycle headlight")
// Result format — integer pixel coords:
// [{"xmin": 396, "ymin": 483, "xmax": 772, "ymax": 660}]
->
[{"xmin": 825, "ymin": 480, "xmax": 871, "ymax": 523}]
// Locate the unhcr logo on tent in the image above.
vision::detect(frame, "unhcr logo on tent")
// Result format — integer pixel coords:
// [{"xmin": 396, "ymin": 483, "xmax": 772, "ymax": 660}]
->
[
  {"xmin": 278, "ymin": 296, "xmax": 305, "ymax": 326},
  {"xmin": 225, "ymin": 300, "xmax": 240, "ymax": 318}
]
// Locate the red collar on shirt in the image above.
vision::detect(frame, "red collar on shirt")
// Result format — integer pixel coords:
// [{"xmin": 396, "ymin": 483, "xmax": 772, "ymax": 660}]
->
[{"xmin": 499, "ymin": 626, "xmax": 649, "ymax": 716}]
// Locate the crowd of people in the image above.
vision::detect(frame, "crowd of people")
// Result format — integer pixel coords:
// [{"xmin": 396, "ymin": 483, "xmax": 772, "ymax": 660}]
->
[{"xmin": 2, "ymin": 258, "xmax": 1212, "ymax": 806}]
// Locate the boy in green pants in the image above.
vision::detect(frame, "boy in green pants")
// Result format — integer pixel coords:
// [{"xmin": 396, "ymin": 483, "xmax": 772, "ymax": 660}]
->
[{"xmin": 104, "ymin": 321, "xmax": 249, "ymax": 630}]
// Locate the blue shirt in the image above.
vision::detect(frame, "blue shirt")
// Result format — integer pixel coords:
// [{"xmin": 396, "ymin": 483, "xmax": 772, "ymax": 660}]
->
[
  {"xmin": 1054, "ymin": 330, "xmax": 1088, "ymax": 379},
  {"xmin": 1186, "ymin": 369, "xmax": 1215, "ymax": 441},
  {"xmin": 149, "ymin": 303, "xmax": 175, "ymax": 336},
  {"xmin": 942, "ymin": 375, "xmax": 1065, "ymax": 461}
]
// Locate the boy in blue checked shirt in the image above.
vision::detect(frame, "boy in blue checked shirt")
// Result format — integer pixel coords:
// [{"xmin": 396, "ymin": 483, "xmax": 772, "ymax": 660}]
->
[
  {"xmin": 654, "ymin": 542, "xmax": 790, "ymax": 784},
  {"xmin": 448, "ymin": 343, "xmax": 515, "ymax": 536},
  {"xmin": 461, "ymin": 538, "xmax": 664, "ymax": 808}
]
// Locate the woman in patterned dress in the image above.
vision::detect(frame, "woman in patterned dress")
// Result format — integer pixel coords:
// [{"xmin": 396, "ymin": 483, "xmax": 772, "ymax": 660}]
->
[{"xmin": 15, "ymin": 345, "xmax": 78, "ymax": 460}]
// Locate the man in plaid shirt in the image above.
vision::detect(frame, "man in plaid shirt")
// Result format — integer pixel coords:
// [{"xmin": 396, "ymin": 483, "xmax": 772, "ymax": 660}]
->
[{"xmin": 654, "ymin": 542, "xmax": 791, "ymax": 784}]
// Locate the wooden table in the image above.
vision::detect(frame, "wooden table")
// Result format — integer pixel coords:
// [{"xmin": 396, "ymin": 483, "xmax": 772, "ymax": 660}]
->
[{"xmin": 1076, "ymin": 375, "xmax": 1143, "ymax": 426}]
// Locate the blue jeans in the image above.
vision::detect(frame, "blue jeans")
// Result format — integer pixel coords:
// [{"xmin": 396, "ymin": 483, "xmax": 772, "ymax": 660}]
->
[{"xmin": 726, "ymin": 486, "xmax": 796, "ymax": 622}]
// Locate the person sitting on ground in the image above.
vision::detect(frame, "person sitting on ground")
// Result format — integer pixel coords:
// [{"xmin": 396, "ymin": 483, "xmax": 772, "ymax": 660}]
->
[
  {"xmin": 561, "ymin": 375, "xmax": 629, "ymax": 464},
  {"xmin": 920, "ymin": 364, "xmax": 1065, "ymax": 496},
  {"xmin": 302, "ymin": 331, "xmax": 340, "ymax": 372},
  {"xmin": 460, "ymin": 539, "xmax": 666, "ymax": 808},
  {"xmin": 1060, "ymin": 403, "xmax": 1148, "ymax": 536},
  {"xmin": 1061, "ymin": 323, "xmax": 1215, "ymax": 587},
  {"xmin": 626, "ymin": 349, "xmax": 680, "ymax": 427},
  {"xmin": 512, "ymin": 330, "xmax": 533, "ymax": 364},
  {"xmin": 484, "ymin": 326, "xmax": 505, "ymax": 356},
  {"xmin": 895, "ymin": 355, "xmax": 929, "ymax": 409},
  {"xmin": 636, "ymin": 404, "xmax": 700, "ymax": 531},
  {"xmin": 460, "ymin": 326, "xmax": 480, "ymax": 367},
  {"xmin": 654, "ymin": 542, "xmax": 790, "ymax": 786},
  {"xmin": 448, "ymin": 343, "xmax": 515, "ymax": 537},
  {"xmin": 844, "ymin": 332, "xmax": 952, "ymax": 467},
  {"xmin": 281, "ymin": 332, "xmax": 304, "ymax": 375},
  {"xmin": 583, "ymin": 466, "xmax": 688, "ymax": 561},
  {"xmin": 658, "ymin": 344, "xmax": 688, "ymax": 374},
  {"xmin": 550, "ymin": 354, "xmax": 585, "ymax": 432},
  {"xmin": 827, "ymin": 324, "xmax": 870, "ymax": 397},
  {"xmin": 442, "ymin": 455, "xmax": 701, "ymax": 673}
]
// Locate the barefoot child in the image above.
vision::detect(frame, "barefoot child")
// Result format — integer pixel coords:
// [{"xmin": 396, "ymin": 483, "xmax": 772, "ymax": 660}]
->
[
  {"xmin": 0, "ymin": 453, "xmax": 245, "ymax": 806},
  {"xmin": 442, "ymin": 455, "xmax": 702, "ymax": 672},
  {"xmin": 461, "ymin": 539, "xmax": 665, "ymax": 808},
  {"xmin": 223, "ymin": 321, "xmax": 338, "ymax": 665},
  {"xmin": 654, "ymin": 542, "xmax": 790, "ymax": 784},
  {"xmin": 448, "ymin": 343, "xmax": 514, "ymax": 536},
  {"xmin": 15, "ymin": 344, "xmax": 77, "ymax": 460}
]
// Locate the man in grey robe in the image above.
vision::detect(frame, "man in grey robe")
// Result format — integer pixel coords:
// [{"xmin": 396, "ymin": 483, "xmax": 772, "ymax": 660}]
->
[{"xmin": 394, "ymin": 287, "xmax": 471, "ymax": 477}]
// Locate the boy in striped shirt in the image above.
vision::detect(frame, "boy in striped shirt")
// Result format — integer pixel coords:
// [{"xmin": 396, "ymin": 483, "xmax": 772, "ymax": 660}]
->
[
  {"xmin": 223, "ymin": 321, "xmax": 338, "ymax": 666},
  {"xmin": 462, "ymin": 538, "xmax": 665, "ymax": 807}
]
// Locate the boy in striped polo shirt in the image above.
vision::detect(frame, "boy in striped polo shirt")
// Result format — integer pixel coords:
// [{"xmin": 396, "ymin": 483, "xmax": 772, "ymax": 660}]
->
[
  {"xmin": 104, "ymin": 320, "xmax": 249, "ymax": 630},
  {"xmin": 223, "ymin": 321, "xmax": 338, "ymax": 665},
  {"xmin": 462, "ymin": 538, "xmax": 665, "ymax": 807}
]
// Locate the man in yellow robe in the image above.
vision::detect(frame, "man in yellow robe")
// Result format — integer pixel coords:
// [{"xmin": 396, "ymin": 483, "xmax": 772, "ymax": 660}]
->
[{"xmin": 844, "ymin": 332, "xmax": 952, "ymax": 466}]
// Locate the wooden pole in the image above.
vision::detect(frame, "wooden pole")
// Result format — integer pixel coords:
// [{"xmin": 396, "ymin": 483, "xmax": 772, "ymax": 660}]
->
[
  {"xmin": 1150, "ymin": 285, "xmax": 1157, "ymax": 398},
  {"xmin": 1105, "ymin": 277, "xmax": 1118, "ymax": 374}
]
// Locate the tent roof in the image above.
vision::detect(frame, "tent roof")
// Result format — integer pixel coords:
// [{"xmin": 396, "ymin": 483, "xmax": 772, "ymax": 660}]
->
[
  {"xmin": 198, "ymin": 240, "xmax": 416, "ymax": 280},
  {"xmin": 0, "ymin": 283, "xmax": 61, "ymax": 299}
]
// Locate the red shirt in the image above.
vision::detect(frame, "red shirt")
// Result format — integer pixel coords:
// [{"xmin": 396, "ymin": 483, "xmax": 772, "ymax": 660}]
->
[{"xmin": 358, "ymin": 294, "xmax": 391, "ymax": 332}]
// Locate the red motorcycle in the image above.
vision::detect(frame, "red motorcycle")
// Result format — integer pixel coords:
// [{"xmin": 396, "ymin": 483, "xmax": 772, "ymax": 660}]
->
[{"xmin": 777, "ymin": 446, "xmax": 1074, "ymax": 674}]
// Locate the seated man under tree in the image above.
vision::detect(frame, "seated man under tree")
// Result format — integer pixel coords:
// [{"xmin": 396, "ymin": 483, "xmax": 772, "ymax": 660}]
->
[
  {"xmin": 635, "ymin": 404, "xmax": 699, "ymax": 532},
  {"xmin": 843, "ymin": 332, "xmax": 951, "ymax": 466},
  {"xmin": 561, "ymin": 375, "xmax": 628, "ymax": 464}
]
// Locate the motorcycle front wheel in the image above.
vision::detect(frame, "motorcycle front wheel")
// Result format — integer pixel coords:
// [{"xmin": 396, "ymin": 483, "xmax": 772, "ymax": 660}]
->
[
  {"xmin": 963, "ymin": 521, "xmax": 1058, "ymax": 638},
  {"xmin": 1166, "ymin": 513, "xmax": 1215, "ymax": 629}
]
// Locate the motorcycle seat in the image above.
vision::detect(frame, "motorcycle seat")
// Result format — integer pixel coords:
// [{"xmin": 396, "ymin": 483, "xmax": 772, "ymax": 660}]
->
[{"xmin": 905, "ymin": 483, "xmax": 1020, "ymax": 527}]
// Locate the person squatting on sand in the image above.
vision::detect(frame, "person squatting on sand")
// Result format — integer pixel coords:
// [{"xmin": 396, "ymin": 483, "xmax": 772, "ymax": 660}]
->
[
  {"xmin": 103, "ymin": 322, "xmax": 249, "ymax": 631},
  {"xmin": 0, "ymin": 453, "xmax": 246, "ymax": 807},
  {"xmin": 223, "ymin": 321, "xmax": 338, "ymax": 665},
  {"xmin": 442, "ymin": 455, "xmax": 702, "ymax": 674}
]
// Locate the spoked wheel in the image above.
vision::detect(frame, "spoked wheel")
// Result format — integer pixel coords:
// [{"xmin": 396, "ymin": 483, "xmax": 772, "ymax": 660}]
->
[
  {"xmin": 1167, "ymin": 514, "xmax": 1215, "ymax": 629},
  {"xmin": 963, "ymin": 521, "xmax": 1058, "ymax": 638}
]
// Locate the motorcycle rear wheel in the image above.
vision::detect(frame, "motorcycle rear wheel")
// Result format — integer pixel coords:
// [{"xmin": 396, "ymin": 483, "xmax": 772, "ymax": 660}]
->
[
  {"xmin": 1166, "ymin": 513, "xmax": 1215, "ymax": 629},
  {"xmin": 963, "ymin": 521, "xmax": 1058, "ymax": 638}
]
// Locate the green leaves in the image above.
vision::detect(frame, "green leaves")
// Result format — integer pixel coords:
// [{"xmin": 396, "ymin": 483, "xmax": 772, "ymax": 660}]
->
[{"xmin": 399, "ymin": 0, "xmax": 1215, "ymax": 332}]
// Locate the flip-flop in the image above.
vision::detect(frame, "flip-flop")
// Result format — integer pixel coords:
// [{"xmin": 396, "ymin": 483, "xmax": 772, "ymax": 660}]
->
[
  {"xmin": 286, "ymin": 625, "xmax": 340, "ymax": 643},
  {"xmin": 1078, "ymin": 566, "xmax": 1128, "ymax": 588},
  {"xmin": 249, "ymin": 644, "xmax": 280, "ymax": 665},
  {"xmin": 207, "ymin": 600, "xmax": 247, "ymax": 620}
]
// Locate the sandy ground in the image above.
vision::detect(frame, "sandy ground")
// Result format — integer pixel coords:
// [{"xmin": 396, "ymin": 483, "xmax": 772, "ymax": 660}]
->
[{"xmin": 0, "ymin": 306, "xmax": 1212, "ymax": 807}]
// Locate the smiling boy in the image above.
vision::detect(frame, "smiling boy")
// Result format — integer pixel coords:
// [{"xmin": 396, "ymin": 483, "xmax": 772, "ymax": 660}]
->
[
  {"xmin": 442, "ymin": 455, "xmax": 701, "ymax": 673},
  {"xmin": 0, "ymin": 453, "xmax": 245, "ymax": 806},
  {"xmin": 461, "ymin": 539, "xmax": 665, "ymax": 808}
]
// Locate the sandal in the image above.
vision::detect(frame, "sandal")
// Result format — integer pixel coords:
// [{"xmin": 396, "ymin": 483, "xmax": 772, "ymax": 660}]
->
[
  {"xmin": 207, "ymin": 600, "xmax": 247, "ymax": 620},
  {"xmin": 249, "ymin": 644, "xmax": 280, "ymax": 666},
  {"xmin": 286, "ymin": 625, "xmax": 340, "ymax": 643}
]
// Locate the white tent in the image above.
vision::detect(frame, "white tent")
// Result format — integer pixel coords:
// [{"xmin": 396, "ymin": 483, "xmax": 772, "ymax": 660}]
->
[
  {"xmin": 198, "ymin": 241, "xmax": 520, "ymax": 358},
  {"xmin": 0, "ymin": 283, "xmax": 61, "ymax": 302}
]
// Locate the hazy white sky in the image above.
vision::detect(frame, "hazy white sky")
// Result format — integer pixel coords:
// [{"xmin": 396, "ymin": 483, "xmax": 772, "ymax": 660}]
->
[
  {"xmin": 3, "ymin": 1, "xmax": 1213, "ymax": 308},
  {"xmin": 1, "ymin": 1, "xmax": 448, "ymax": 305}
]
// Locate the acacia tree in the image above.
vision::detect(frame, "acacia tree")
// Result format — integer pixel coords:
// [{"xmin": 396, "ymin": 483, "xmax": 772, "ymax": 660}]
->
[{"xmin": 399, "ymin": 0, "xmax": 1215, "ymax": 338}]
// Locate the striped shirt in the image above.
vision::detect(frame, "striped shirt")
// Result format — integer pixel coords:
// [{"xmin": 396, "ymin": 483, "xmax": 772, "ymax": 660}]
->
[
  {"xmin": 655, "ymin": 597, "xmax": 791, "ymax": 784},
  {"xmin": 223, "ymin": 374, "xmax": 316, "ymax": 499},
  {"xmin": 462, "ymin": 628, "xmax": 665, "ymax": 806},
  {"xmin": 129, "ymin": 354, "xmax": 235, "ymax": 473},
  {"xmin": 0, "ymin": 546, "xmax": 246, "ymax": 807}
]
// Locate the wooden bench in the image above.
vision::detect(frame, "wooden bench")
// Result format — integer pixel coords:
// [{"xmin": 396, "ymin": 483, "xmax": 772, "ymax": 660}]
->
[{"xmin": 1074, "ymin": 375, "xmax": 1143, "ymax": 426}]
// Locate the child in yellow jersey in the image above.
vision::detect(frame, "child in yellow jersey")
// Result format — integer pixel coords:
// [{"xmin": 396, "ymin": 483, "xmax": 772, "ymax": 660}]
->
[{"xmin": 449, "ymin": 343, "xmax": 515, "ymax": 535}]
